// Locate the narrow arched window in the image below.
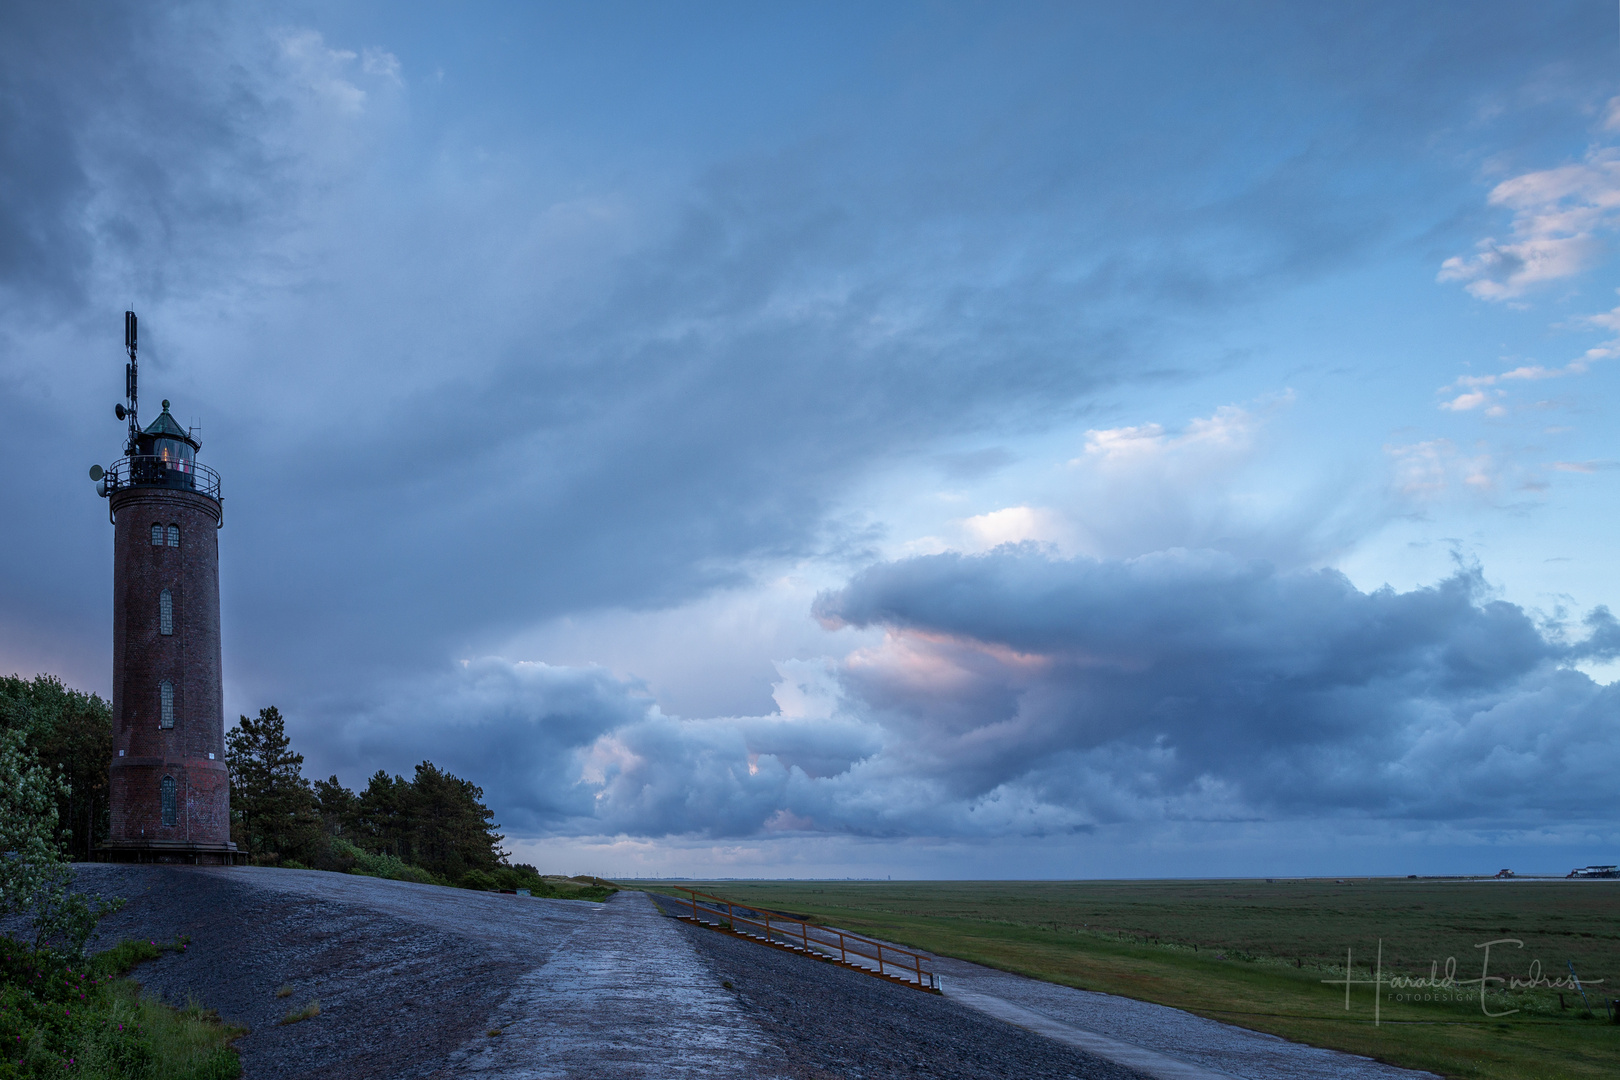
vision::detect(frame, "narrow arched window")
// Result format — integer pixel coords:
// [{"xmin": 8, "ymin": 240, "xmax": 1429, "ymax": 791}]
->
[
  {"xmin": 150, "ymin": 523, "xmax": 164, "ymax": 545},
  {"xmin": 159, "ymin": 589, "xmax": 174, "ymax": 636},
  {"xmin": 167, "ymin": 524, "xmax": 180, "ymax": 547},
  {"xmin": 160, "ymin": 776, "xmax": 177, "ymax": 827},
  {"xmin": 160, "ymin": 681, "xmax": 175, "ymax": 729}
]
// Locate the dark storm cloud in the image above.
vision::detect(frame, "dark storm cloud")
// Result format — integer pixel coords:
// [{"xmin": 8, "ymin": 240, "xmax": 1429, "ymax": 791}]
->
[
  {"xmin": 316, "ymin": 551, "xmax": 1620, "ymax": 843},
  {"xmin": 296, "ymin": 655, "xmax": 886, "ymax": 838},
  {"xmin": 0, "ymin": 6, "xmax": 96, "ymax": 308},
  {"xmin": 813, "ymin": 547, "xmax": 1620, "ymax": 827},
  {"xmin": 0, "ymin": 5, "xmax": 308, "ymax": 312},
  {"xmin": 307, "ymin": 659, "xmax": 648, "ymax": 832}
]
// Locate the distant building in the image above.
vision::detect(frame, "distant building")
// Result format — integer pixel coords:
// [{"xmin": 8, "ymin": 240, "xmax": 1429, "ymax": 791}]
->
[
  {"xmin": 1567, "ymin": 865, "xmax": 1618, "ymax": 879},
  {"xmin": 1494, "ymin": 869, "xmax": 1515, "ymax": 878},
  {"xmin": 92, "ymin": 312, "xmax": 241, "ymax": 864}
]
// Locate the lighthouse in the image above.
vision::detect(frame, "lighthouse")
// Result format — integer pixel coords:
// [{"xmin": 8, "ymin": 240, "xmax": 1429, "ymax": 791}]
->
[{"xmin": 92, "ymin": 312, "xmax": 240, "ymax": 864}]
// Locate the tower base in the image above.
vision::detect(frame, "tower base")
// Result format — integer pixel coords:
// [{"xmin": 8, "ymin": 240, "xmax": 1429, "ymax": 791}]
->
[{"xmin": 93, "ymin": 840, "xmax": 246, "ymax": 866}]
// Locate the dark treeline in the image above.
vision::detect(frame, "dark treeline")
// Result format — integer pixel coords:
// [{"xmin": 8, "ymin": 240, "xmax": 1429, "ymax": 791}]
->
[
  {"xmin": 227, "ymin": 706, "xmax": 509, "ymax": 885},
  {"xmin": 0, "ymin": 675, "xmax": 608, "ymax": 899},
  {"xmin": 0, "ymin": 675, "xmax": 523, "ymax": 890},
  {"xmin": 0, "ymin": 675, "xmax": 111, "ymax": 860}
]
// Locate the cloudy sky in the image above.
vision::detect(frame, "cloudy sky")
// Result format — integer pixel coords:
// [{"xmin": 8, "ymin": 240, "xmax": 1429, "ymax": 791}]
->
[{"xmin": 4, "ymin": 1, "xmax": 1620, "ymax": 878}]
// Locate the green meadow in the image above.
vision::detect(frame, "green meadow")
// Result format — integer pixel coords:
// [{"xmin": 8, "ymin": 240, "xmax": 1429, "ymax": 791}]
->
[{"xmin": 639, "ymin": 878, "xmax": 1620, "ymax": 1080}]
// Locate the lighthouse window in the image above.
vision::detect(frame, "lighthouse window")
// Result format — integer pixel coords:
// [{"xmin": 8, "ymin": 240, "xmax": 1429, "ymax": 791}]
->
[
  {"xmin": 167, "ymin": 524, "xmax": 180, "ymax": 547},
  {"xmin": 151, "ymin": 523, "xmax": 164, "ymax": 545},
  {"xmin": 154, "ymin": 437, "xmax": 194, "ymax": 472},
  {"xmin": 160, "ymin": 776, "xmax": 176, "ymax": 827},
  {"xmin": 159, "ymin": 589, "xmax": 173, "ymax": 635},
  {"xmin": 160, "ymin": 681, "xmax": 174, "ymax": 728}
]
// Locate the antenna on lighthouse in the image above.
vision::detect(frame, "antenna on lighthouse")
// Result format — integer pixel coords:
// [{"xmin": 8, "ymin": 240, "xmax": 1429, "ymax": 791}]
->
[{"xmin": 122, "ymin": 310, "xmax": 138, "ymax": 454}]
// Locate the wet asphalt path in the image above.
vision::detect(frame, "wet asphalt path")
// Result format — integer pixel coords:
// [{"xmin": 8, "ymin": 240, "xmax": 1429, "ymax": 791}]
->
[{"xmin": 444, "ymin": 889, "xmax": 776, "ymax": 1079}]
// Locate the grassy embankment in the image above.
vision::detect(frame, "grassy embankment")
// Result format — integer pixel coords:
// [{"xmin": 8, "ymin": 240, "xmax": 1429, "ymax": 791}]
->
[
  {"xmin": 638, "ymin": 878, "xmax": 1619, "ymax": 1080},
  {"xmin": 287, "ymin": 840, "xmax": 616, "ymax": 900},
  {"xmin": 0, "ymin": 937, "xmax": 241, "ymax": 1079}
]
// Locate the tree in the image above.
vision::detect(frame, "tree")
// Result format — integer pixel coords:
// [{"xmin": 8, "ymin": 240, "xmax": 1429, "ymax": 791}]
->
[
  {"xmin": 407, "ymin": 761, "xmax": 506, "ymax": 882},
  {"xmin": 328, "ymin": 763, "xmax": 506, "ymax": 882},
  {"xmin": 0, "ymin": 675, "xmax": 113, "ymax": 860},
  {"xmin": 0, "ymin": 728, "xmax": 67, "ymax": 921},
  {"xmin": 355, "ymin": 770, "xmax": 413, "ymax": 860},
  {"xmin": 313, "ymin": 774, "xmax": 359, "ymax": 837},
  {"xmin": 0, "ymin": 728, "xmax": 122, "ymax": 957},
  {"xmin": 225, "ymin": 707, "xmax": 320, "ymax": 863},
  {"xmin": 227, "ymin": 712, "xmax": 507, "ymax": 883}
]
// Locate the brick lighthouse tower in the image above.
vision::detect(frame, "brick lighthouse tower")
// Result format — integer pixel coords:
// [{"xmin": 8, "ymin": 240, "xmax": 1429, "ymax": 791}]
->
[{"xmin": 92, "ymin": 312, "xmax": 240, "ymax": 864}]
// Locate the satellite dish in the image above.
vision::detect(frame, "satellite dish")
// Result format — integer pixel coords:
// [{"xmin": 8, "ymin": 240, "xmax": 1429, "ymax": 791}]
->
[
  {"xmin": 115, "ymin": 404, "xmax": 127, "ymax": 420},
  {"xmin": 89, "ymin": 465, "xmax": 104, "ymax": 481}
]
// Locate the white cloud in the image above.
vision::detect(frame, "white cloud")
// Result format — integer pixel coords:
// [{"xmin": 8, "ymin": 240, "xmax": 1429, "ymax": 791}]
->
[
  {"xmin": 278, "ymin": 29, "xmax": 368, "ymax": 114},
  {"xmin": 1435, "ymin": 343, "xmax": 1609, "ymax": 416},
  {"xmin": 1440, "ymin": 389, "xmax": 1491, "ymax": 411},
  {"xmin": 361, "ymin": 47, "xmax": 403, "ymax": 82},
  {"xmin": 1077, "ymin": 404, "xmax": 1257, "ymax": 464},
  {"xmin": 1438, "ymin": 148, "xmax": 1620, "ymax": 300},
  {"xmin": 1604, "ymin": 95, "xmax": 1620, "ymax": 133},
  {"xmin": 961, "ymin": 505, "xmax": 1065, "ymax": 551},
  {"xmin": 1387, "ymin": 439, "xmax": 1496, "ymax": 498}
]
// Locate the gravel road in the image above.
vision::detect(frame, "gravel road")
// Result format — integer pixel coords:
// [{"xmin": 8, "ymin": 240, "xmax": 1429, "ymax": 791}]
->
[
  {"xmin": 68, "ymin": 865, "xmax": 1144, "ymax": 1079},
  {"xmin": 654, "ymin": 898, "xmax": 1145, "ymax": 1080}
]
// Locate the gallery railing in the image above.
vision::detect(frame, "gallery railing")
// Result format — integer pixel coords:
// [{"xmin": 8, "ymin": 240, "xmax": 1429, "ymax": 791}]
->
[{"xmin": 103, "ymin": 455, "xmax": 222, "ymax": 500}]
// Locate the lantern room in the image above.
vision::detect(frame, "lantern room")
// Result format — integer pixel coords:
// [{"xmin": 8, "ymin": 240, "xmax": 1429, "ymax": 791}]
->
[{"xmin": 138, "ymin": 400, "xmax": 197, "ymax": 478}]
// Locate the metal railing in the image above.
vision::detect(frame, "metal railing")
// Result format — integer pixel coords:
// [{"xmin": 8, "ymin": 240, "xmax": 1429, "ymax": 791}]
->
[
  {"xmin": 669, "ymin": 886, "xmax": 940, "ymax": 992},
  {"xmin": 104, "ymin": 455, "xmax": 221, "ymax": 500}
]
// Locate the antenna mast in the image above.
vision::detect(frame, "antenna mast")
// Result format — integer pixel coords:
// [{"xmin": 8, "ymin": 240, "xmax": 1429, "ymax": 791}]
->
[{"xmin": 123, "ymin": 310, "xmax": 138, "ymax": 454}]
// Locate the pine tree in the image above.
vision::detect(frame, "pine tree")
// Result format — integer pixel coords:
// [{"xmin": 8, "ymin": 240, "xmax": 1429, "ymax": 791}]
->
[
  {"xmin": 356, "ymin": 770, "xmax": 413, "ymax": 861},
  {"xmin": 313, "ymin": 774, "xmax": 360, "ymax": 837},
  {"xmin": 408, "ymin": 761, "xmax": 506, "ymax": 881},
  {"xmin": 225, "ymin": 706, "xmax": 320, "ymax": 863}
]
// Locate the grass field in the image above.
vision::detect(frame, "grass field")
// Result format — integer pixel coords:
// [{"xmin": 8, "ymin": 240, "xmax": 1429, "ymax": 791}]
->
[{"xmin": 636, "ymin": 878, "xmax": 1619, "ymax": 1080}]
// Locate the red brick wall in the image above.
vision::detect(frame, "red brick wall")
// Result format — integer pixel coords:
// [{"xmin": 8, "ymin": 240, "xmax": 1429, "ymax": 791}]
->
[{"xmin": 107, "ymin": 486, "xmax": 232, "ymax": 849}]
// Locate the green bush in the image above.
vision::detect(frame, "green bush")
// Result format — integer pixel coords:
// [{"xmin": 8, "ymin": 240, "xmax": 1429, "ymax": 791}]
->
[
  {"xmin": 328, "ymin": 838, "xmax": 441, "ymax": 885},
  {"xmin": 0, "ymin": 935, "xmax": 239, "ymax": 1079},
  {"xmin": 459, "ymin": 869, "xmax": 498, "ymax": 891}
]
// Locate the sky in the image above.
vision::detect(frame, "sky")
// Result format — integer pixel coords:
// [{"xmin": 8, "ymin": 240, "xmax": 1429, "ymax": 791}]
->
[{"xmin": 3, "ymin": 1, "xmax": 1620, "ymax": 879}]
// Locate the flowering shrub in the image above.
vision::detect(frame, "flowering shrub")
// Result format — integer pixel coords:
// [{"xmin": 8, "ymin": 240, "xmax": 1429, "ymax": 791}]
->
[
  {"xmin": 0, "ymin": 939, "xmax": 149, "ymax": 1078},
  {"xmin": 0, "ymin": 937, "xmax": 238, "ymax": 1079}
]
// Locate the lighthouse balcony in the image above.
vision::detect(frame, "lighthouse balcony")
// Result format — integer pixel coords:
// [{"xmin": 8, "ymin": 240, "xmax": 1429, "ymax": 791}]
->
[{"xmin": 102, "ymin": 455, "xmax": 222, "ymax": 499}]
